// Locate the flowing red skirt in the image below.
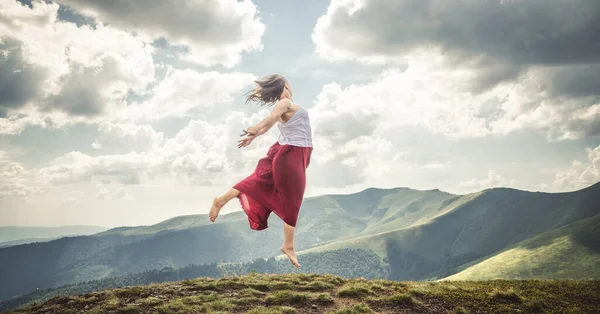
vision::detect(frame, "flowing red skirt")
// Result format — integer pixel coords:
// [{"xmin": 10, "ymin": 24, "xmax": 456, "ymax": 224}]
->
[{"xmin": 233, "ymin": 142, "xmax": 313, "ymax": 230}]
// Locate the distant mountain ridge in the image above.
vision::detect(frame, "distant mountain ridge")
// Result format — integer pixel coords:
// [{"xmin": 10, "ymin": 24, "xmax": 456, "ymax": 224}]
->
[
  {"xmin": 0, "ymin": 225, "xmax": 109, "ymax": 242},
  {"xmin": 0, "ymin": 237, "xmax": 63, "ymax": 248},
  {"xmin": 1, "ymin": 182, "xmax": 599, "ymax": 301},
  {"xmin": 0, "ymin": 225, "xmax": 109, "ymax": 248}
]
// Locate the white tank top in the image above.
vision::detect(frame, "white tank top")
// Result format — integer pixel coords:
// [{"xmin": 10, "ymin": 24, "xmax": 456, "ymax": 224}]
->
[{"xmin": 277, "ymin": 107, "xmax": 313, "ymax": 147}]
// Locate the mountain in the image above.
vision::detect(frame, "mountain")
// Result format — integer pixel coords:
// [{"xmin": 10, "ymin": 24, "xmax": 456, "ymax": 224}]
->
[
  {"xmin": 296, "ymin": 182, "xmax": 600, "ymax": 281},
  {"xmin": 0, "ymin": 237, "xmax": 63, "ymax": 249},
  {"xmin": 0, "ymin": 187, "xmax": 452, "ymax": 300},
  {"xmin": 0, "ymin": 226, "xmax": 108, "ymax": 244},
  {"xmin": 7, "ymin": 274, "xmax": 600, "ymax": 314},
  {"xmin": 292, "ymin": 187, "xmax": 458, "ymax": 249},
  {"xmin": 1, "ymin": 182, "xmax": 599, "ymax": 302},
  {"xmin": 442, "ymin": 213, "xmax": 600, "ymax": 281}
]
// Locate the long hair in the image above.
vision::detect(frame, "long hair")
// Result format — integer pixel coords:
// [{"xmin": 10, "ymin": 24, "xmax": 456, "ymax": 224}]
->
[{"xmin": 245, "ymin": 74, "xmax": 287, "ymax": 106}]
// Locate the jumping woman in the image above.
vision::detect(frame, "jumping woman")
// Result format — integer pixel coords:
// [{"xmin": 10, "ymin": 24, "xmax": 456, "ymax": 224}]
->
[{"xmin": 208, "ymin": 74, "xmax": 313, "ymax": 268}]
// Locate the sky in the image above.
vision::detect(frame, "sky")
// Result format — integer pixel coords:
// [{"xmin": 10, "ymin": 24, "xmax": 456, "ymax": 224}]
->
[{"xmin": 1, "ymin": 0, "xmax": 599, "ymax": 228}]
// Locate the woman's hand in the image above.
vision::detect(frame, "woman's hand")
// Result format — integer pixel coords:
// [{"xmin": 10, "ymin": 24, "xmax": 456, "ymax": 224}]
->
[
  {"xmin": 240, "ymin": 126, "xmax": 260, "ymax": 137},
  {"xmin": 238, "ymin": 135, "xmax": 256, "ymax": 148}
]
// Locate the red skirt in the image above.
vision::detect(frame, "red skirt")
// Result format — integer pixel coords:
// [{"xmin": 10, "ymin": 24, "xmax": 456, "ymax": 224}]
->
[{"xmin": 233, "ymin": 142, "xmax": 313, "ymax": 230}]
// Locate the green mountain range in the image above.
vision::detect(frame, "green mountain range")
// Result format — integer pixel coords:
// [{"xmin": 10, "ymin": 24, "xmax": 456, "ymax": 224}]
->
[
  {"xmin": 1, "ymin": 182, "xmax": 599, "ymax": 303},
  {"xmin": 443, "ymin": 214, "xmax": 600, "ymax": 281}
]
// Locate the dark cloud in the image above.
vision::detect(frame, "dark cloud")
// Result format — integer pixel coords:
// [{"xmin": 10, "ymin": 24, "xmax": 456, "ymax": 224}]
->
[
  {"xmin": 54, "ymin": 0, "xmax": 264, "ymax": 66},
  {"xmin": 44, "ymin": 67, "xmax": 106, "ymax": 117},
  {"xmin": 465, "ymin": 60, "xmax": 523, "ymax": 94},
  {"xmin": 546, "ymin": 111, "xmax": 600, "ymax": 139},
  {"xmin": 57, "ymin": 0, "xmax": 247, "ymax": 43},
  {"xmin": 319, "ymin": 0, "xmax": 600, "ymax": 66},
  {"xmin": 543, "ymin": 63, "xmax": 600, "ymax": 98},
  {"xmin": 43, "ymin": 56, "xmax": 124, "ymax": 117},
  {"xmin": 0, "ymin": 40, "xmax": 47, "ymax": 111},
  {"xmin": 316, "ymin": 0, "xmax": 600, "ymax": 101}
]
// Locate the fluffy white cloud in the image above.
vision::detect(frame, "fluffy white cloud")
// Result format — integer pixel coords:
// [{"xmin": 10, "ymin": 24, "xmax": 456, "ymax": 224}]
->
[
  {"xmin": 56, "ymin": 0, "xmax": 265, "ymax": 67},
  {"xmin": 92, "ymin": 121, "xmax": 165, "ymax": 154},
  {"xmin": 543, "ymin": 145, "xmax": 600, "ymax": 192},
  {"xmin": 456, "ymin": 170, "xmax": 518, "ymax": 194},
  {"xmin": 308, "ymin": 55, "xmax": 599, "ymax": 145},
  {"xmin": 39, "ymin": 150, "xmax": 161, "ymax": 186},
  {"xmin": 0, "ymin": 0, "xmax": 155, "ymax": 133},
  {"xmin": 122, "ymin": 69, "xmax": 257, "ymax": 121},
  {"xmin": 38, "ymin": 106, "xmax": 277, "ymax": 187},
  {"xmin": 305, "ymin": 50, "xmax": 600, "ymax": 188}
]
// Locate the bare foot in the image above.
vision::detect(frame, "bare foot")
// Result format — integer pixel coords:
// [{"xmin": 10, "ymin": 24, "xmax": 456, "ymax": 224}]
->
[
  {"xmin": 280, "ymin": 245, "xmax": 301, "ymax": 268},
  {"xmin": 209, "ymin": 197, "xmax": 225, "ymax": 222}
]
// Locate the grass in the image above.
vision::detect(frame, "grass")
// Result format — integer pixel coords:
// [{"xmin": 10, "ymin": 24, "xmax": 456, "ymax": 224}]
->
[
  {"xmin": 336, "ymin": 282, "xmax": 374, "ymax": 298},
  {"xmin": 453, "ymin": 306, "xmax": 468, "ymax": 314},
  {"xmin": 264, "ymin": 291, "xmax": 312, "ymax": 306},
  {"xmin": 489, "ymin": 288, "xmax": 524, "ymax": 303},
  {"xmin": 7, "ymin": 273, "xmax": 600, "ymax": 313},
  {"xmin": 247, "ymin": 306, "xmax": 298, "ymax": 314},
  {"xmin": 329, "ymin": 303, "xmax": 375, "ymax": 313},
  {"xmin": 367, "ymin": 293, "xmax": 420, "ymax": 306}
]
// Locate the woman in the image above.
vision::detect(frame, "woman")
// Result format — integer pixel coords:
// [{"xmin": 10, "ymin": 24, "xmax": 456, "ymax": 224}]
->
[{"xmin": 208, "ymin": 74, "xmax": 313, "ymax": 268}]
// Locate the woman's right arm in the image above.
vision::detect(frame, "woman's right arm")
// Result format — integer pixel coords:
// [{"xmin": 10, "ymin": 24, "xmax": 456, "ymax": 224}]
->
[{"xmin": 245, "ymin": 99, "xmax": 290, "ymax": 137}]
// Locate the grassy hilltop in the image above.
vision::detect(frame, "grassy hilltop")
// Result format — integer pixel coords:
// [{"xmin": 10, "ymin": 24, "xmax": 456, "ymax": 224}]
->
[{"xmin": 7, "ymin": 273, "xmax": 600, "ymax": 314}]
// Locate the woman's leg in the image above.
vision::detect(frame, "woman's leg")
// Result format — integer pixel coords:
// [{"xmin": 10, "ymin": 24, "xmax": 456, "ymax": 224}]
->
[
  {"xmin": 209, "ymin": 188, "xmax": 240, "ymax": 222},
  {"xmin": 272, "ymin": 147, "xmax": 309, "ymax": 268},
  {"xmin": 280, "ymin": 221, "xmax": 300, "ymax": 268}
]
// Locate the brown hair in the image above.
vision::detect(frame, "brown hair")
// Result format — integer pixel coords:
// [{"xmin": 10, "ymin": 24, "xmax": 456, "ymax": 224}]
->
[{"xmin": 245, "ymin": 74, "xmax": 287, "ymax": 106}]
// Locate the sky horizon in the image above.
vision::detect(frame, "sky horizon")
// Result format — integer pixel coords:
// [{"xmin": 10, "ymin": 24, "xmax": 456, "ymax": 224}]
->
[{"xmin": 1, "ymin": 0, "xmax": 599, "ymax": 228}]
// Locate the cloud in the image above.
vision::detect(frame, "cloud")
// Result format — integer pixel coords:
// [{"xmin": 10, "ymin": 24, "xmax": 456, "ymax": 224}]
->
[
  {"xmin": 0, "ymin": 0, "xmax": 155, "ymax": 133},
  {"xmin": 308, "ymin": 59, "xmax": 599, "ymax": 145},
  {"xmin": 92, "ymin": 121, "xmax": 165, "ymax": 154},
  {"xmin": 304, "ymin": 54, "xmax": 599, "ymax": 188},
  {"xmin": 307, "ymin": 79, "xmax": 415, "ymax": 187},
  {"xmin": 421, "ymin": 163, "xmax": 446, "ymax": 170},
  {"xmin": 96, "ymin": 187, "xmax": 134, "ymax": 201},
  {"xmin": 0, "ymin": 39, "xmax": 48, "ymax": 112},
  {"xmin": 61, "ymin": 190, "xmax": 83, "ymax": 204},
  {"xmin": 313, "ymin": 0, "xmax": 600, "ymax": 67},
  {"xmin": 0, "ymin": 151, "xmax": 42, "ymax": 199},
  {"xmin": 122, "ymin": 68, "xmax": 257, "ymax": 121},
  {"xmin": 38, "ymin": 107, "xmax": 278, "ymax": 187},
  {"xmin": 456, "ymin": 170, "xmax": 518, "ymax": 194},
  {"xmin": 311, "ymin": 0, "xmax": 600, "ymax": 141},
  {"xmin": 55, "ymin": 0, "xmax": 265, "ymax": 67},
  {"xmin": 39, "ymin": 150, "xmax": 162, "ymax": 186},
  {"xmin": 543, "ymin": 145, "xmax": 600, "ymax": 192},
  {"xmin": 0, "ymin": 1, "xmax": 260, "ymax": 134}
]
